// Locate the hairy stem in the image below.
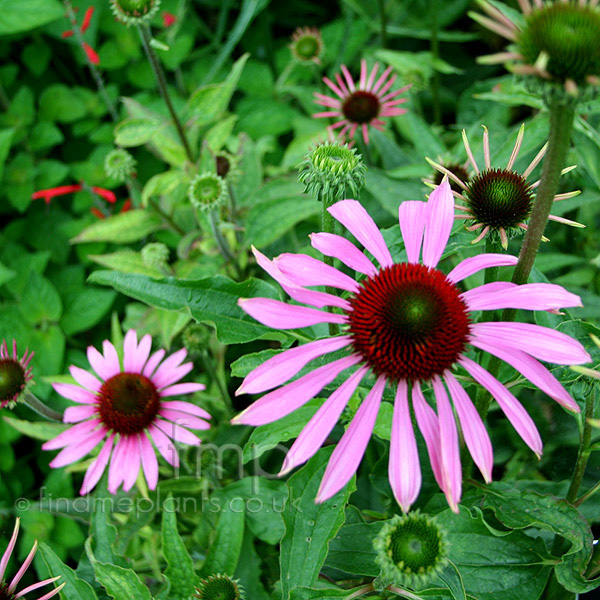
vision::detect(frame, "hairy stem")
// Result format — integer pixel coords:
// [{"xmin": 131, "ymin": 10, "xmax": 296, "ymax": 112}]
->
[{"xmin": 23, "ymin": 391, "xmax": 64, "ymax": 422}]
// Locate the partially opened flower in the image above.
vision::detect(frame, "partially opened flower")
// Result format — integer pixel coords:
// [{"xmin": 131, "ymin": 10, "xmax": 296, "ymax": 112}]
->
[
  {"xmin": 43, "ymin": 330, "xmax": 210, "ymax": 495},
  {"xmin": 313, "ymin": 59, "xmax": 411, "ymax": 144},
  {"xmin": 290, "ymin": 26, "xmax": 324, "ymax": 65},
  {"xmin": 234, "ymin": 179, "xmax": 589, "ymax": 512},
  {"xmin": 0, "ymin": 339, "xmax": 34, "ymax": 408},
  {"xmin": 427, "ymin": 124, "xmax": 582, "ymax": 248},
  {"xmin": 0, "ymin": 518, "xmax": 64, "ymax": 600},
  {"xmin": 471, "ymin": 0, "xmax": 600, "ymax": 98}
]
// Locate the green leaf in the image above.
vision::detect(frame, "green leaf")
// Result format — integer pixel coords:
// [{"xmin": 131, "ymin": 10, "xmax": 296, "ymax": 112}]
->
[
  {"xmin": 87, "ymin": 271, "xmax": 283, "ymax": 344},
  {"xmin": 205, "ymin": 115, "xmax": 238, "ymax": 152},
  {"xmin": 114, "ymin": 118, "xmax": 163, "ymax": 147},
  {"xmin": 0, "ymin": 0, "xmax": 63, "ymax": 35},
  {"xmin": 162, "ymin": 500, "xmax": 199, "ymax": 600},
  {"xmin": 3, "ymin": 416, "xmax": 67, "ymax": 441},
  {"xmin": 60, "ymin": 288, "xmax": 116, "ymax": 336},
  {"xmin": 38, "ymin": 542, "xmax": 99, "ymax": 600},
  {"xmin": 0, "ymin": 128, "xmax": 15, "ymax": 182},
  {"xmin": 141, "ymin": 170, "xmax": 186, "ymax": 207},
  {"xmin": 280, "ymin": 447, "xmax": 354, "ymax": 600},
  {"xmin": 325, "ymin": 522, "xmax": 381, "ymax": 576},
  {"xmin": 38, "ymin": 84, "xmax": 88, "ymax": 123},
  {"xmin": 290, "ymin": 587, "xmax": 360, "ymax": 600},
  {"xmin": 20, "ymin": 271, "xmax": 62, "ymax": 324},
  {"xmin": 89, "ymin": 250, "xmax": 164, "ymax": 278},
  {"xmin": 72, "ymin": 211, "xmax": 163, "ymax": 244},
  {"xmin": 235, "ymin": 532, "xmax": 270, "ymax": 600}
]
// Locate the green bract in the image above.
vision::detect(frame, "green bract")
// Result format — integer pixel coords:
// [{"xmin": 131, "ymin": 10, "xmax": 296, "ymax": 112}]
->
[
  {"xmin": 195, "ymin": 574, "xmax": 244, "ymax": 600},
  {"xmin": 188, "ymin": 172, "xmax": 228, "ymax": 212},
  {"xmin": 110, "ymin": 0, "xmax": 160, "ymax": 26}
]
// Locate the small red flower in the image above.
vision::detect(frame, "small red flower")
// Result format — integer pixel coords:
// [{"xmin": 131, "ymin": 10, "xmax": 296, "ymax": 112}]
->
[
  {"xmin": 83, "ymin": 42, "xmax": 100, "ymax": 65},
  {"xmin": 162, "ymin": 11, "xmax": 177, "ymax": 27},
  {"xmin": 63, "ymin": 6, "xmax": 100, "ymax": 65},
  {"xmin": 81, "ymin": 7, "xmax": 95, "ymax": 33},
  {"xmin": 32, "ymin": 183, "xmax": 116, "ymax": 205}
]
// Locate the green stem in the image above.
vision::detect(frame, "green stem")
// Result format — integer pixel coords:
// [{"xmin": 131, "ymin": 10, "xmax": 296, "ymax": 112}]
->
[
  {"xmin": 377, "ymin": 0, "xmax": 388, "ymax": 48},
  {"xmin": 386, "ymin": 585, "xmax": 426, "ymax": 600},
  {"xmin": 198, "ymin": 350, "xmax": 233, "ymax": 417},
  {"xmin": 430, "ymin": 0, "xmax": 441, "ymax": 125},
  {"xmin": 209, "ymin": 209, "xmax": 243, "ymax": 280},
  {"xmin": 148, "ymin": 198, "xmax": 185, "ymax": 235},
  {"xmin": 323, "ymin": 196, "xmax": 340, "ymax": 336},
  {"xmin": 23, "ymin": 391, "xmax": 63, "ymax": 422},
  {"xmin": 138, "ymin": 24, "xmax": 194, "ymax": 163},
  {"xmin": 345, "ymin": 583, "xmax": 374, "ymax": 599},
  {"xmin": 575, "ymin": 478, "xmax": 600, "ymax": 507}
]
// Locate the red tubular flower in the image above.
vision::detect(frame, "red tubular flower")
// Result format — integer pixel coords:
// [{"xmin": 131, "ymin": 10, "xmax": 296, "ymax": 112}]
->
[
  {"xmin": 62, "ymin": 30, "xmax": 74, "ymax": 38},
  {"xmin": 83, "ymin": 42, "xmax": 100, "ymax": 65},
  {"xmin": 162, "ymin": 12, "xmax": 177, "ymax": 27},
  {"xmin": 81, "ymin": 6, "xmax": 95, "ymax": 33},
  {"xmin": 32, "ymin": 184, "xmax": 116, "ymax": 205}
]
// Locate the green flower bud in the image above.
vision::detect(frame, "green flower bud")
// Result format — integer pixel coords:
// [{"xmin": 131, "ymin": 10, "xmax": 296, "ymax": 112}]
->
[
  {"xmin": 110, "ymin": 0, "xmax": 160, "ymax": 26},
  {"xmin": 215, "ymin": 151, "xmax": 240, "ymax": 183},
  {"xmin": 141, "ymin": 242, "xmax": 170, "ymax": 271},
  {"xmin": 195, "ymin": 574, "xmax": 244, "ymax": 600},
  {"xmin": 182, "ymin": 323, "xmax": 212, "ymax": 354},
  {"xmin": 290, "ymin": 27, "xmax": 324, "ymax": 65},
  {"xmin": 188, "ymin": 172, "xmax": 228, "ymax": 212},
  {"xmin": 104, "ymin": 148, "xmax": 137, "ymax": 182}
]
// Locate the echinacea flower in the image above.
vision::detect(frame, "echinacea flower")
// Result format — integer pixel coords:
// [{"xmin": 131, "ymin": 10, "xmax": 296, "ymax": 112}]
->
[
  {"xmin": 0, "ymin": 518, "xmax": 64, "ymax": 600},
  {"xmin": 290, "ymin": 26, "xmax": 324, "ymax": 65},
  {"xmin": 42, "ymin": 330, "xmax": 210, "ymax": 495},
  {"xmin": 427, "ymin": 124, "xmax": 582, "ymax": 248},
  {"xmin": 313, "ymin": 59, "xmax": 411, "ymax": 145},
  {"xmin": 0, "ymin": 339, "xmax": 33, "ymax": 408},
  {"xmin": 234, "ymin": 179, "xmax": 590, "ymax": 512},
  {"xmin": 471, "ymin": 0, "xmax": 600, "ymax": 98}
]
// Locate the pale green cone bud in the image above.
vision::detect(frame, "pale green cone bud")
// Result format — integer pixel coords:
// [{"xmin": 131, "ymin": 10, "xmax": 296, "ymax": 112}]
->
[
  {"xmin": 188, "ymin": 172, "xmax": 228, "ymax": 212},
  {"xmin": 104, "ymin": 148, "xmax": 137, "ymax": 181},
  {"xmin": 110, "ymin": 0, "xmax": 160, "ymax": 26}
]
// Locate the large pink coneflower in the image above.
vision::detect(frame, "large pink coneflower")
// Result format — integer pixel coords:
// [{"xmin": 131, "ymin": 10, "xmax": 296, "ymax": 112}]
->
[
  {"xmin": 0, "ymin": 518, "xmax": 64, "ymax": 600},
  {"xmin": 0, "ymin": 339, "xmax": 34, "ymax": 408},
  {"xmin": 43, "ymin": 330, "xmax": 210, "ymax": 495},
  {"xmin": 234, "ymin": 179, "xmax": 589, "ymax": 512},
  {"xmin": 313, "ymin": 59, "xmax": 411, "ymax": 145}
]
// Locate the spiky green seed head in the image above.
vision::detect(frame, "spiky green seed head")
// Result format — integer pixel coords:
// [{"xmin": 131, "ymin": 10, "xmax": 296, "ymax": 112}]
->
[
  {"xmin": 195, "ymin": 574, "xmax": 244, "ymax": 600},
  {"xmin": 182, "ymin": 323, "xmax": 212, "ymax": 354},
  {"xmin": 110, "ymin": 0, "xmax": 160, "ymax": 26},
  {"xmin": 374, "ymin": 512, "xmax": 448, "ymax": 587},
  {"xmin": 141, "ymin": 242, "xmax": 170, "ymax": 270},
  {"xmin": 188, "ymin": 172, "xmax": 228, "ymax": 212},
  {"xmin": 298, "ymin": 141, "xmax": 366, "ymax": 203},
  {"xmin": 290, "ymin": 27, "xmax": 325, "ymax": 65},
  {"xmin": 104, "ymin": 148, "xmax": 137, "ymax": 181}
]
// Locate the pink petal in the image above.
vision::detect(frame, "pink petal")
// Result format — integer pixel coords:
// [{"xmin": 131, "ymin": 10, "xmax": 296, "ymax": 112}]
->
[
  {"xmin": 313, "ymin": 111, "xmax": 343, "ymax": 118},
  {"xmin": 461, "ymin": 282, "xmax": 517, "ymax": 310},
  {"xmin": 0, "ymin": 519, "xmax": 19, "ymax": 582},
  {"xmin": 42, "ymin": 419, "xmax": 102, "ymax": 450},
  {"xmin": 328, "ymin": 200, "xmax": 393, "ymax": 268},
  {"xmin": 464, "ymin": 283, "xmax": 583, "ymax": 312},
  {"xmin": 398, "ymin": 201, "xmax": 427, "ymax": 264},
  {"xmin": 154, "ymin": 419, "xmax": 202, "ymax": 445},
  {"xmin": 160, "ymin": 382, "xmax": 206, "ymax": 397},
  {"xmin": 8, "ymin": 540, "xmax": 36, "ymax": 591},
  {"xmin": 471, "ymin": 322, "xmax": 591, "ymax": 365},
  {"xmin": 444, "ymin": 371, "xmax": 493, "ymax": 483},
  {"xmin": 108, "ymin": 436, "xmax": 129, "ymax": 494},
  {"xmin": 412, "ymin": 383, "xmax": 443, "ymax": 488},
  {"xmin": 316, "ymin": 376, "xmax": 386, "ymax": 502},
  {"xmin": 52, "ymin": 382, "xmax": 96, "ymax": 404},
  {"xmin": 359, "ymin": 59, "xmax": 367, "ymax": 89},
  {"xmin": 232, "ymin": 355, "xmax": 362, "ymax": 426},
  {"xmin": 87, "ymin": 345, "xmax": 113, "ymax": 380},
  {"xmin": 140, "ymin": 433, "xmax": 159, "ymax": 490},
  {"xmin": 310, "ymin": 232, "xmax": 378, "ymax": 277},
  {"xmin": 446, "ymin": 253, "xmax": 519, "ymax": 283},
  {"xmin": 433, "ymin": 376, "xmax": 462, "ymax": 512},
  {"xmin": 340, "ymin": 64, "xmax": 356, "ymax": 92},
  {"xmin": 102, "ymin": 340, "xmax": 121, "ymax": 377},
  {"xmin": 422, "ymin": 179, "xmax": 454, "ymax": 268},
  {"xmin": 122, "ymin": 436, "xmax": 141, "ymax": 492},
  {"xmin": 238, "ymin": 297, "xmax": 347, "ymax": 329},
  {"xmin": 69, "ymin": 365, "xmax": 101, "ymax": 392},
  {"xmin": 160, "ymin": 400, "xmax": 211, "ymax": 419},
  {"xmin": 470, "ymin": 337, "xmax": 579, "ymax": 412},
  {"xmin": 157, "ymin": 409, "xmax": 210, "ymax": 430},
  {"xmin": 389, "ymin": 380, "xmax": 421, "ymax": 512},
  {"xmin": 281, "ymin": 366, "xmax": 368, "ymax": 475},
  {"xmin": 361, "ymin": 123, "xmax": 369, "ymax": 145},
  {"xmin": 132, "ymin": 333, "xmax": 152, "ymax": 372},
  {"xmin": 322, "ymin": 76, "xmax": 345, "ymax": 98},
  {"xmin": 80, "ymin": 434, "xmax": 115, "ymax": 495},
  {"xmin": 148, "ymin": 424, "xmax": 179, "ymax": 467},
  {"xmin": 151, "ymin": 348, "xmax": 188, "ymax": 388},
  {"xmin": 64, "ymin": 404, "xmax": 97, "ymax": 423},
  {"xmin": 372, "ymin": 65, "xmax": 393, "ymax": 94},
  {"xmin": 49, "ymin": 428, "xmax": 107, "ymax": 468},
  {"xmin": 275, "ymin": 253, "xmax": 360, "ymax": 293},
  {"xmin": 459, "ymin": 356, "xmax": 543, "ymax": 456},
  {"xmin": 237, "ymin": 335, "xmax": 352, "ymax": 395},
  {"xmin": 123, "ymin": 329, "xmax": 139, "ymax": 372},
  {"xmin": 15, "ymin": 578, "xmax": 62, "ymax": 599},
  {"xmin": 143, "ymin": 349, "xmax": 166, "ymax": 377}
]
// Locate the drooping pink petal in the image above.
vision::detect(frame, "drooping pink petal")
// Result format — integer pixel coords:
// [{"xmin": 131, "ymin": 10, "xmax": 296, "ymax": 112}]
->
[
  {"xmin": 275, "ymin": 253, "xmax": 360, "ymax": 293},
  {"xmin": 464, "ymin": 283, "xmax": 582, "ymax": 312},
  {"xmin": 470, "ymin": 337, "xmax": 579, "ymax": 412},
  {"xmin": 69, "ymin": 365, "xmax": 101, "ymax": 392},
  {"xmin": 471, "ymin": 322, "xmax": 591, "ymax": 365},
  {"xmin": 280, "ymin": 366, "xmax": 368, "ymax": 475},
  {"xmin": 143, "ymin": 349, "xmax": 166, "ymax": 378},
  {"xmin": 102, "ymin": 340, "xmax": 121, "ymax": 377},
  {"xmin": 237, "ymin": 335, "xmax": 352, "ymax": 395},
  {"xmin": 238, "ymin": 298, "xmax": 347, "ymax": 329},
  {"xmin": 80, "ymin": 433, "xmax": 115, "ymax": 495},
  {"xmin": 160, "ymin": 382, "xmax": 206, "ymax": 397},
  {"xmin": 459, "ymin": 356, "xmax": 543, "ymax": 456},
  {"xmin": 108, "ymin": 436, "xmax": 128, "ymax": 493},
  {"xmin": 310, "ymin": 232, "xmax": 378, "ymax": 277},
  {"xmin": 160, "ymin": 400, "xmax": 211, "ymax": 419},
  {"xmin": 8, "ymin": 539, "xmax": 36, "ymax": 591},
  {"xmin": 316, "ymin": 376, "xmax": 386, "ymax": 502},
  {"xmin": 154, "ymin": 419, "xmax": 202, "ymax": 445},
  {"xmin": 42, "ymin": 419, "xmax": 102, "ymax": 450},
  {"xmin": 122, "ymin": 436, "xmax": 141, "ymax": 492},
  {"xmin": 148, "ymin": 424, "xmax": 179, "ymax": 467},
  {"xmin": 460, "ymin": 282, "xmax": 518, "ymax": 310},
  {"xmin": 232, "ymin": 355, "xmax": 362, "ymax": 426},
  {"xmin": 328, "ymin": 200, "xmax": 393, "ymax": 268},
  {"xmin": 422, "ymin": 179, "xmax": 454, "ymax": 268},
  {"xmin": 140, "ymin": 433, "xmax": 159, "ymax": 490},
  {"xmin": 157, "ymin": 409, "xmax": 210, "ymax": 431},
  {"xmin": 24, "ymin": 580, "xmax": 65, "ymax": 600},
  {"xmin": 49, "ymin": 428, "xmax": 107, "ymax": 468},
  {"xmin": 151, "ymin": 348, "xmax": 188, "ymax": 388},
  {"xmin": 0, "ymin": 519, "xmax": 19, "ymax": 581},
  {"xmin": 444, "ymin": 371, "xmax": 493, "ymax": 483},
  {"xmin": 398, "ymin": 201, "xmax": 427, "ymax": 264},
  {"xmin": 446, "ymin": 253, "xmax": 519, "ymax": 283},
  {"xmin": 64, "ymin": 404, "xmax": 97, "ymax": 423},
  {"xmin": 123, "ymin": 329, "xmax": 139, "ymax": 372},
  {"xmin": 412, "ymin": 383, "xmax": 443, "ymax": 488},
  {"xmin": 52, "ymin": 382, "xmax": 96, "ymax": 404},
  {"xmin": 389, "ymin": 380, "xmax": 421, "ymax": 512}
]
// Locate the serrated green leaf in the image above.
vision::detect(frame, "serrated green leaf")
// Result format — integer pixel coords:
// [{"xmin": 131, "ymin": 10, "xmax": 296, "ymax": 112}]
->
[
  {"xmin": 72, "ymin": 211, "xmax": 162, "ymax": 244},
  {"xmin": 89, "ymin": 250, "xmax": 164, "ymax": 278},
  {"xmin": 114, "ymin": 118, "xmax": 163, "ymax": 146},
  {"xmin": 20, "ymin": 271, "xmax": 62, "ymax": 324}
]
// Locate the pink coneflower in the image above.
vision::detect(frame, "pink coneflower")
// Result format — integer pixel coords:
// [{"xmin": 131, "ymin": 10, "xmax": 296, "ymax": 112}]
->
[
  {"xmin": 313, "ymin": 59, "xmax": 411, "ymax": 145},
  {"xmin": 0, "ymin": 518, "xmax": 64, "ymax": 600},
  {"xmin": 234, "ymin": 179, "xmax": 590, "ymax": 512},
  {"xmin": 427, "ymin": 124, "xmax": 582, "ymax": 248},
  {"xmin": 42, "ymin": 330, "xmax": 210, "ymax": 495},
  {"xmin": 0, "ymin": 340, "xmax": 33, "ymax": 408}
]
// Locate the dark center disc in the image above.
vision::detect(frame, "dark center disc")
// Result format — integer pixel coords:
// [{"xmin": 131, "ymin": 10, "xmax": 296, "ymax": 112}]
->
[{"xmin": 342, "ymin": 91, "xmax": 380, "ymax": 124}]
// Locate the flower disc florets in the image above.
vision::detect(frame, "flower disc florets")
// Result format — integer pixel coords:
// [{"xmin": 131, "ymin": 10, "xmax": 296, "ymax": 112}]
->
[
  {"xmin": 195, "ymin": 574, "xmax": 244, "ymax": 600},
  {"xmin": 105, "ymin": 148, "xmax": 137, "ymax": 181},
  {"xmin": 290, "ymin": 26, "xmax": 324, "ymax": 65},
  {"xmin": 299, "ymin": 141, "xmax": 366, "ymax": 203},
  {"xmin": 0, "ymin": 339, "xmax": 33, "ymax": 408},
  {"xmin": 188, "ymin": 172, "xmax": 228, "ymax": 212},
  {"xmin": 374, "ymin": 512, "xmax": 448, "ymax": 586},
  {"xmin": 110, "ymin": 0, "xmax": 160, "ymax": 26}
]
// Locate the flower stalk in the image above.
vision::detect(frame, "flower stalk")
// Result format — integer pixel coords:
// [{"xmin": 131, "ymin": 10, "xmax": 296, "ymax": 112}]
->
[{"xmin": 22, "ymin": 391, "xmax": 64, "ymax": 422}]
